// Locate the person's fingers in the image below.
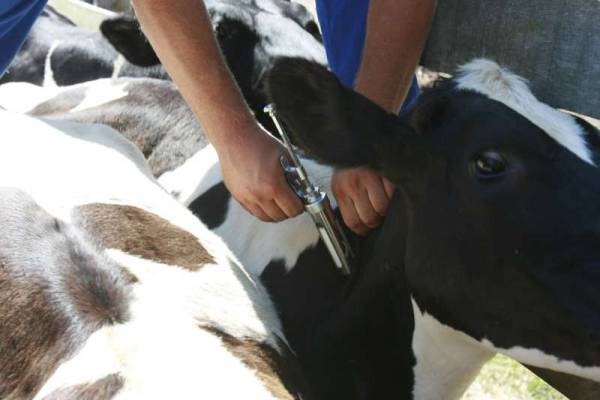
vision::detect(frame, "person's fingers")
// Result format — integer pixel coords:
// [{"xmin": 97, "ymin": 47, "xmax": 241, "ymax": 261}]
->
[
  {"xmin": 260, "ymin": 199, "xmax": 288, "ymax": 222},
  {"xmin": 352, "ymin": 188, "xmax": 382, "ymax": 229},
  {"xmin": 273, "ymin": 175, "xmax": 304, "ymax": 218},
  {"xmin": 337, "ymin": 193, "xmax": 370, "ymax": 236},
  {"xmin": 382, "ymin": 176, "xmax": 395, "ymax": 200},
  {"xmin": 366, "ymin": 179, "xmax": 391, "ymax": 217},
  {"xmin": 240, "ymin": 198, "xmax": 273, "ymax": 222}
]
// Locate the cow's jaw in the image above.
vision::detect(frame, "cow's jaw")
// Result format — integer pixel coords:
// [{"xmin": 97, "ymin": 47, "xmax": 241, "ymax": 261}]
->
[{"xmin": 410, "ymin": 298, "xmax": 494, "ymax": 400}]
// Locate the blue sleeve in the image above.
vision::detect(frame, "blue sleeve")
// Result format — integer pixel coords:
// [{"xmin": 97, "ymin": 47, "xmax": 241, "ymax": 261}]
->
[
  {"xmin": 0, "ymin": 0, "xmax": 48, "ymax": 77},
  {"xmin": 316, "ymin": 0, "xmax": 419, "ymax": 113}
]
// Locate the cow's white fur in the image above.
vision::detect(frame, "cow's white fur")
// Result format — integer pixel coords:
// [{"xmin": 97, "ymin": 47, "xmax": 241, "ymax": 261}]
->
[
  {"xmin": 411, "ymin": 299, "xmax": 494, "ymax": 400},
  {"xmin": 71, "ymin": 80, "xmax": 130, "ymax": 113},
  {"xmin": 0, "ymin": 81, "xmax": 61, "ymax": 112},
  {"xmin": 0, "ymin": 78, "xmax": 132, "ymax": 115},
  {"xmin": 36, "ymin": 252, "xmax": 280, "ymax": 399},
  {"xmin": 159, "ymin": 144, "xmax": 335, "ymax": 275},
  {"xmin": 0, "ymin": 110, "xmax": 285, "ymax": 398},
  {"xmin": 456, "ymin": 58, "xmax": 594, "ymax": 165},
  {"xmin": 43, "ymin": 40, "xmax": 60, "ymax": 88}
]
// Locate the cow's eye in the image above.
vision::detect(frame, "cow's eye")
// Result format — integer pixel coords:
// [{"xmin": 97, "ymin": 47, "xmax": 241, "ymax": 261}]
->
[{"xmin": 472, "ymin": 151, "xmax": 507, "ymax": 178}]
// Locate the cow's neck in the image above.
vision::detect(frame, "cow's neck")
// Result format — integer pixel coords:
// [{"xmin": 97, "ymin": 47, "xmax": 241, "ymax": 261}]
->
[{"xmin": 366, "ymin": 193, "xmax": 494, "ymax": 399}]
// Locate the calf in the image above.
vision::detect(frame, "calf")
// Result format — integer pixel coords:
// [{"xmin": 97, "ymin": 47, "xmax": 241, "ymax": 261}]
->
[
  {"xmin": 264, "ymin": 57, "xmax": 600, "ymax": 398},
  {"xmin": 0, "ymin": 110, "xmax": 307, "ymax": 399}
]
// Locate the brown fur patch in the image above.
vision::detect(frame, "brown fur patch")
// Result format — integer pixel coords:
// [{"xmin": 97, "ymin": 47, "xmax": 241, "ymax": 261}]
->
[
  {"xmin": 41, "ymin": 373, "xmax": 124, "ymax": 400},
  {"xmin": 0, "ymin": 258, "xmax": 72, "ymax": 399},
  {"xmin": 204, "ymin": 327, "xmax": 307, "ymax": 400},
  {"xmin": 76, "ymin": 204, "xmax": 214, "ymax": 271}
]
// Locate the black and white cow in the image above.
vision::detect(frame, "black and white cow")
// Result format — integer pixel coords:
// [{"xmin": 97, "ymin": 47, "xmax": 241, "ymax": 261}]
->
[
  {"xmin": 0, "ymin": 109, "xmax": 308, "ymax": 399},
  {"xmin": 263, "ymin": 57, "xmax": 600, "ymax": 398},
  {"xmin": 154, "ymin": 58, "xmax": 600, "ymax": 398}
]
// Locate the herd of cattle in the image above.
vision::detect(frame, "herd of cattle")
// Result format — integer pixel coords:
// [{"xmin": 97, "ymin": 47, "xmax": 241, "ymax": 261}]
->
[{"xmin": 0, "ymin": 1, "xmax": 599, "ymax": 399}]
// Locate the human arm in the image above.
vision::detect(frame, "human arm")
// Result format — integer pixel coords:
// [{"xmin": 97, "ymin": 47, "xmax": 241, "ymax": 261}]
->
[
  {"xmin": 131, "ymin": 0, "xmax": 303, "ymax": 221},
  {"xmin": 333, "ymin": 0, "xmax": 437, "ymax": 235}
]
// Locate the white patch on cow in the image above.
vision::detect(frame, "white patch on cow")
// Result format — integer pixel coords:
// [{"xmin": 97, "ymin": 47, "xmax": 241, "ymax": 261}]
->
[
  {"xmin": 111, "ymin": 54, "xmax": 126, "ymax": 78},
  {"xmin": 158, "ymin": 145, "xmax": 222, "ymax": 203},
  {"xmin": 455, "ymin": 58, "xmax": 594, "ymax": 165},
  {"xmin": 70, "ymin": 80, "xmax": 130, "ymax": 113},
  {"xmin": 411, "ymin": 299, "xmax": 494, "ymax": 400},
  {"xmin": 483, "ymin": 341, "xmax": 600, "ymax": 383},
  {"xmin": 43, "ymin": 40, "xmax": 61, "ymax": 88},
  {"xmin": 160, "ymin": 145, "xmax": 336, "ymax": 276},
  {"xmin": 35, "ymin": 255, "xmax": 280, "ymax": 400},
  {"xmin": 0, "ymin": 82, "xmax": 62, "ymax": 113}
]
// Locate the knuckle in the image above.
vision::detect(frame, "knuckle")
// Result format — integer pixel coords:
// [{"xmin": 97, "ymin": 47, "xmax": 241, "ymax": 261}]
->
[{"xmin": 373, "ymin": 200, "xmax": 389, "ymax": 216}]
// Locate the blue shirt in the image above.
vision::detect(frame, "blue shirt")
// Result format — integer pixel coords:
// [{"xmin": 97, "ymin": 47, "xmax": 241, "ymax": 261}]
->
[
  {"xmin": 0, "ymin": 0, "xmax": 47, "ymax": 77},
  {"xmin": 316, "ymin": 0, "xmax": 419, "ymax": 112}
]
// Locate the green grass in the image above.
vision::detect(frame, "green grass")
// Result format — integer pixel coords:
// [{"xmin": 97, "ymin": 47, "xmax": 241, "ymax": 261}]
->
[{"xmin": 462, "ymin": 355, "xmax": 567, "ymax": 399}]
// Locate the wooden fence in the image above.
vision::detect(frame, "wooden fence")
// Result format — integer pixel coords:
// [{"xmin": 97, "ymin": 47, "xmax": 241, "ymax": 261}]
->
[{"xmin": 421, "ymin": 0, "xmax": 599, "ymax": 119}]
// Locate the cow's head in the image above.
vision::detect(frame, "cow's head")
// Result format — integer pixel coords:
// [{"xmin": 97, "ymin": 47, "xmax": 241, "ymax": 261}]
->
[
  {"xmin": 267, "ymin": 57, "xmax": 600, "ymax": 381},
  {"xmin": 100, "ymin": 0, "xmax": 325, "ymax": 132}
]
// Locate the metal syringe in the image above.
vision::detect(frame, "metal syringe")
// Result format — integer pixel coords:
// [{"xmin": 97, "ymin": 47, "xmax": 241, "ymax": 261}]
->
[{"xmin": 264, "ymin": 104, "xmax": 353, "ymax": 275}]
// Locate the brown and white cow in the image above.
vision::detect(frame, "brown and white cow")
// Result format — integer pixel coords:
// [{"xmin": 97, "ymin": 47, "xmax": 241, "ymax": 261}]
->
[{"xmin": 0, "ymin": 110, "xmax": 307, "ymax": 399}]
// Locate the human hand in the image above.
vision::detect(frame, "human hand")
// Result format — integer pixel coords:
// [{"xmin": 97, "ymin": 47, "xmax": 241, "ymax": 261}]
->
[
  {"xmin": 332, "ymin": 167, "xmax": 395, "ymax": 235},
  {"xmin": 216, "ymin": 123, "xmax": 304, "ymax": 222}
]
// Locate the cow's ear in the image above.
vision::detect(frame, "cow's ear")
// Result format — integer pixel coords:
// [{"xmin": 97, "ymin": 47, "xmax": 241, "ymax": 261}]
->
[
  {"xmin": 100, "ymin": 16, "xmax": 159, "ymax": 67},
  {"xmin": 266, "ymin": 58, "xmax": 415, "ymax": 170}
]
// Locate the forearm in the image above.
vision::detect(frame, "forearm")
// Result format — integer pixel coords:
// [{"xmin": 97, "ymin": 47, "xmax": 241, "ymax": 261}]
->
[
  {"xmin": 354, "ymin": 0, "xmax": 437, "ymax": 113},
  {"xmin": 131, "ymin": 0, "xmax": 255, "ymax": 150}
]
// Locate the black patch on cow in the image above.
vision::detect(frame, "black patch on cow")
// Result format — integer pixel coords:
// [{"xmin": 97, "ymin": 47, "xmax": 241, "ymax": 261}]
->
[
  {"xmin": 0, "ymin": 189, "xmax": 132, "ymax": 399},
  {"xmin": 41, "ymin": 373, "xmax": 125, "ymax": 400},
  {"xmin": 100, "ymin": 17, "xmax": 159, "ymax": 67},
  {"xmin": 188, "ymin": 182, "xmax": 231, "ymax": 229},
  {"xmin": 50, "ymin": 41, "xmax": 115, "ymax": 85},
  {"xmin": 262, "ymin": 198, "xmax": 415, "ymax": 399}
]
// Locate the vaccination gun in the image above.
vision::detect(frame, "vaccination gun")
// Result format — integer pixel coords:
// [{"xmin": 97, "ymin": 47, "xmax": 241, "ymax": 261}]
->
[{"xmin": 264, "ymin": 104, "xmax": 353, "ymax": 275}]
